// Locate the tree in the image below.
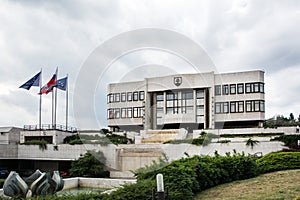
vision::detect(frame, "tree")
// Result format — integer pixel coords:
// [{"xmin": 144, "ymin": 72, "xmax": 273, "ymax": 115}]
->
[
  {"xmin": 246, "ymin": 138, "xmax": 260, "ymax": 149},
  {"xmin": 289, "ymin": 113, "xmax": 295, "ymax": 121},
  {"xmin": 70, "ymin": 151, "xmax": 108, "ymax": 177}
]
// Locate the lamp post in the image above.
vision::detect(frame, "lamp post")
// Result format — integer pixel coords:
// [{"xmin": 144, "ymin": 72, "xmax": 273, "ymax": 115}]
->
[{"xmin": 152, "ymin": 173, "xmax": 169, "ymax": 200}]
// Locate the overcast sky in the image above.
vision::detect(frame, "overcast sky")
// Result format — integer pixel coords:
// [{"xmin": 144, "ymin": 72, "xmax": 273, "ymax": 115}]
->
[{"xmin": 0, "ymin": 0, "xmax": 299, "ymax": 129}]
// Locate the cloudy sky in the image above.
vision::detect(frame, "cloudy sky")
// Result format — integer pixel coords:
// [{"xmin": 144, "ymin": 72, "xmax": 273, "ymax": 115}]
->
[{"xmin": 0, "ymin": 0, "xmax": 299, "ymax": 129}]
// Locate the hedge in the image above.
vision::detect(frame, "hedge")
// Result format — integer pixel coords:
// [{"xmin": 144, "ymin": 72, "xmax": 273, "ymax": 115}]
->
[{"xmin": 256, "ymin": 152, "xmax": 300, "ymax": 173}]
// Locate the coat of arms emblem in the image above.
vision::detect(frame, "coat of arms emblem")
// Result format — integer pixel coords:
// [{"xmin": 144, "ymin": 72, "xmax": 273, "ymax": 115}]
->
[{"xmin": 174, "ymin": 77, "xmax": 182, "ymax": 86}]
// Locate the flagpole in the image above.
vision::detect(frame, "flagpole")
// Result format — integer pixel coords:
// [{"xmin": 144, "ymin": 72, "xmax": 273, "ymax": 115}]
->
[
  {"xmin": 66, "ymin": 74, "xmax": 69, "ymax": 130},
  {"xmin": 54, "ymin": 67, "xmax": 58, "ymax": 129},
  {"xmin": 39, "ymin": 69, "xmax": 42, "ymax": 130}
]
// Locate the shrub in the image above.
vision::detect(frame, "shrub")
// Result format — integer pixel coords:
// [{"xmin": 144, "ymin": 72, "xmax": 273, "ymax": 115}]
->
[
  {"xmin": 23, "ymin": 140, "xmax": 48, "ymax": 150},
  {"xmin": 192, "ymin": 132, "xmax": 218, "ymax": 146},
  {"xmin": 256, "ymin": 152, "xmax": 300, "ymax": 173},
  {"xmin": 245, "ymin": 138, "xmax": 260, "ymax": 149},
  {"xmin": 69, "ymin": 151, "xmax": 108, "ymax": 178},
  {"xmin": 271, "ymin": 134, "xmax": 300, "ymax": 149}
]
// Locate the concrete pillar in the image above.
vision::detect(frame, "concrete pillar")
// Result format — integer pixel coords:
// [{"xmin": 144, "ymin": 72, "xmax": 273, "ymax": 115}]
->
[{"xmin": 152, "ymin": 93, "xmax": 157, "ymax": 130}]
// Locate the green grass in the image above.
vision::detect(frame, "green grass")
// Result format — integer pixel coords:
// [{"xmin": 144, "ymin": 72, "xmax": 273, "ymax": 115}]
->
[{"xmin": 194, "ymin": 169, "xmax": 300, "ymax": 200}]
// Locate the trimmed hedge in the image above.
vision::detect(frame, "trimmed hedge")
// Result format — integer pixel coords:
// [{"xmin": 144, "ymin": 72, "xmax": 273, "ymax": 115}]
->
[
  {"xmin": 256, "ymin": 152, "xmax": 300, "ymax": 173},
  {"xmin": 271, "ymin": 134, "xmax": 300, "ymax": 149}
]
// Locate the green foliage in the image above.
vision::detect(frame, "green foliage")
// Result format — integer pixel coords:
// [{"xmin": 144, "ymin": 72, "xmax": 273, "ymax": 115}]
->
[
  {"xmin": 245, "ymin": 138, "xmax": 260, "ymax": 149},
  {"xmin": 163, "ymin": 138, "xmax": 193, "ymax": 144},
  {"xmin": 0, "ymin": 179, "xmax": 4, "ymax": 188},
  {"xmin": 135, "ymin": 152, "xmax": 259, "ymax": 200},
  {"xmin": 271, "ymin": 134, "xmax": 300, "ymax": 149},
  {"xmin": 192, "ymin": 132, "xmax": 219, "ymax": 146},
  {"xmin": 256, "ymin": 152, "xmax": 300, "ymax": 173},
  {"xmin": 264, "ymin": 114, "xmax": 299, "ymax": 128},
  {"xmin": 63, "ymin": 134, "xmax": 123, "ymax": 145},
  {"xmin": 69, "ymin": 151, "xmax": 108, "ymax": 178},
  {"xmin": 23, "ymin": 140, "xmax": 48, "ymax": 150},
  {"xmin": 106, "ymin": 134, "xmax": 132, "ymax": 145}
]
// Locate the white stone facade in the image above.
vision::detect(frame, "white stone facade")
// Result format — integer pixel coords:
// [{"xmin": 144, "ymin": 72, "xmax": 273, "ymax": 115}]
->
[{"xmin": 107, "ymin": 70, "xmax": 265, "ymax": 131}]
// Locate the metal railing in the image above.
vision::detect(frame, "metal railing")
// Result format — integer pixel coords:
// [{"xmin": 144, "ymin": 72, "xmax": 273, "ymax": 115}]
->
[{"xmin": 23, "ymin": 124, "xmax": 78, "ymax": 133}]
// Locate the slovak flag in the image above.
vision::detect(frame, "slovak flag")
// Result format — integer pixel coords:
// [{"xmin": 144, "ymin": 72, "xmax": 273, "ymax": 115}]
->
[{"xmin": 39, "ymin": 71, "xmax": 57, "ymax": 95}]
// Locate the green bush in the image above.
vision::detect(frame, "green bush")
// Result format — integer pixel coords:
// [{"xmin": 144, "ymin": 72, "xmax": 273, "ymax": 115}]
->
[
  {"xmin": 256, "ymin": 152, "xmax": 300, "ymax": 173},
  {"xmin": 23, "ymin": 140, "xmax": 49, "ymax": 150},
  {"xmin": 271, "ymin": 134, "xmax": 300, "ymax": 149},
  {"xmin": 134, "ymin": 152, "xmax": 259, "ymax": 200},
  {"xmin": 163, "ymin": 138, "xmax": 193, "ymax": 144},
  {"xmin": 69, "ymin": 151, "xmax": 108, "ymax": 178},
  {"xmin": 192, "ymin": 133, "xmax": 218, "ymax": 146}
]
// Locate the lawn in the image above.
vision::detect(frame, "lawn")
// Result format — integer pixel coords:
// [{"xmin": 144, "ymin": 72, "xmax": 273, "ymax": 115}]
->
[{"xmin": 194, "ymin": 169, "xmax": 300, "ymax": 200}]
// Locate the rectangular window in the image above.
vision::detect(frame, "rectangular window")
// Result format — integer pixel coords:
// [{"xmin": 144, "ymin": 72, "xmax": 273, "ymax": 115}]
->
[
  {"xmin": 223, "ymin": 85, "xmax": 229, "ymax": 95},
  {"xmin": 246, "ymin": 101, "xmax": 252, "ymax": 112},
  {"xmin": 139, "ymin": 91, "xmax": 145, "ymax": 101},
  {"xmin": 114, "ymin": 108, "xmax": 120, "ymax": 119},
  {"xmin": 238, "ymin": 101, "xmax": 244, "ymax": 113},
  {"xmin": 237, "ymin": 83, "xmax": 244, "ymax": 94},
  {"xmin": 127, "ymin": 92, "xmax": 132, "ymax": 101},
  {"xmin": 127, "ymin": 108, "xmax": 132, "ymax": 118},
  {"xmin": 260, "ymin": 83, "xmax": 264, "ymax": 93},
  {"xmin": 260, "ymin": 101, "xmax": 265, "ymax": 112},
  {"xmin": 121, "ymin": 93, "xmax": 126, "ymax": 102},
  {"xmin": 166, "ymin": 92, "xmax": 175, "ymax": 100},
  {"xmin": 254, "ymin": 100, "xmax": 260, "ymax": 111},
  {"xmin": 133, "ymin": 107, "xmax": 138, "ymax": 117},
  {"xmin": 182, "ymin": 91, "xmax": 193, "ymax": 99},
  {"xmin": 215, "ymin": 85, "xmax": 221, "ymax": 95},
  {"xmin": 157, "ymin": 93, "xmax": 164, "ymax": 101},
  {"xmin": 107, "ymin": 94, "xmax": 110, "ymax": 104},
  {"xmin": 133, "ymin": 92, "xmax": 139, "ymax": 101},
  {"xmin": 115, "ymin": 93, "xmax": 120, "ymax": 102},
  {"xmin": 138, "ymin": 107, "xmax": 144, "ymax": 117},
  {"xmin": 109, "ymin": 94, "xmax": 114, "ymax": 103},
  {"xmin": 107, "ymin": 109, "xmax": 114, "ymax": 119},
  {"xmin": 196, "ymin": 90, "xmax": 204, "ymax": 99},
  {"xmin": 245, "ymin": 83, "xmax": 251, "ymax": 93},
  {"xmin": 223, "ymin": 102, "xmax": 229, "ymax": 113},
  {"xmin": 230, "ymin": 84, "xmax": 236, "ymax": 94},
  {"xmin": 230, "ymin": 102, "xmax": 236, "ymax": 113},
  {"xmin": 121, "ymin": 108, "xmax": 126, "ymax": 118},
  {"xmin": 254, "ymin": 83, "xmax": 259, "ymax": 93}
]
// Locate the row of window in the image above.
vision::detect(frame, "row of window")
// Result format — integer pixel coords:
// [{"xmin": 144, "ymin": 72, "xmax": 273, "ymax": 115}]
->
[
  {"xmin": 157, "ymin": 90, "xmax": 205, "ymax": 101},
  {"xmin": 107, "ymin": 107, "xmax": 144, "ymax": 119},
  {"xmin": 215, "ymin": 82, "xmax": 264, "ymax": 96},
  {"xmin": 107, "ymin": 91, "xmax": 145, "ymax": 103},
  {"xmin": 215, "ymin": 100, "xmax": 265, "ymax": 114}
]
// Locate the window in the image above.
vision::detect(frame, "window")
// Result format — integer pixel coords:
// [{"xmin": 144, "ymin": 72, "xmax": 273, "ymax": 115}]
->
[
  {"xmin": 109, "ymin": 94, "xmax": 114, "ymax": 103},
  {"xmin": 254, "ymin": 83, "xmax": 259, "ymax": 93},
  {"xmin": 230, "ymin": 102, "xmax": 236, "ymax": 113},
  {"xmin": 127, "ymin": 92, "xmax": 132, "ymax": 101},
  {"xmin": 245, "ymin": 82, "xmax": 264, "ymax": 93},
  {"xmin": 107, "ymin": 94, "xmax": 110, "ymax": 103},
  {"xmin": 114, "ymin": 108, "xmax": 120, "ymax": 119},
  {"xmin": 260, "ymin": 101, "xmax": 265, "ymax": 112},
  {"xmin": 230, "ymin": 84, "xmax": 236, "ymax": 94},
  {"xmin": 215, "ymin": 103, "xmax": 221, "ymax": 114},
  {"xmin": 138, "ymin": 107, "xmax": 144, "ymax": 117},
  {"xmin": 121, "ymin": 93, "xmax": 126, "ymax": 102},
  {"xmin": 107, "ymin": 109, "xmax": 114, "ymax": 119},
  {"xmin": 238, "ymin": 101, "xmax": 244, "ymax": 113},
  {"xmin": 157, "ymin": 93, "xmax": 164, "ymax": 101},
  {"xmin": 127, "ymin": 107, "xmax": 132, "ymax": 118},
  {"xmin": 182, "ymin": 91, "xmax": 193, "ymax": 99},
  {"xmin": 166, "ymin": 92, "xmax": 176, "ymax": 100},
  {"xmin": 245, "ymin": 83, "xmax": 251, "ymax": 93},
  {"xmin": 223, "ymin": 85, "xmax": 229, "ymax": 95},
  {"xmin": 245, "ymin": 100, "xmax": 265, "ymax": 112},
  {"xmin": 260, "ymin": 83, "xmax": 264, "ymax": 93},
  {"xmin": 223, "ymin": 102, "xmax": 229, "ymax": 113},
  {"xmin": 133, "ymin": 92, "xmax": 138, "ymax": 101},
  {"xmin": 121, "ymin": 108, "xmax": 126, "ymax": 118},
  {"xmin": 139, "ymin": 91, "xmax": 145, "ymax": 101},
  {"xmin": 133, "ymin": 107, "xmax": 138, "ymax": 117},
  {"xmin": 196, "ymin": 90, "xmax": 204, "ymax": 99},
  {"xmin": 215, "ymin": 85, "xmax": 221, "ymax": 95},
  {"xmin": 215, "ymin": 102, "xmax": 229, "ymax": 114},
  {"xmin": 237, "ymin": 83, "xmax": 244, "ymax": 94},
  {"xmin": 115, "ymin": 93, "xmax": 120, "ymax": 102},
  {"xmin": 246, "ymin": 101, "xmax": 252, "ymax": 112}
]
